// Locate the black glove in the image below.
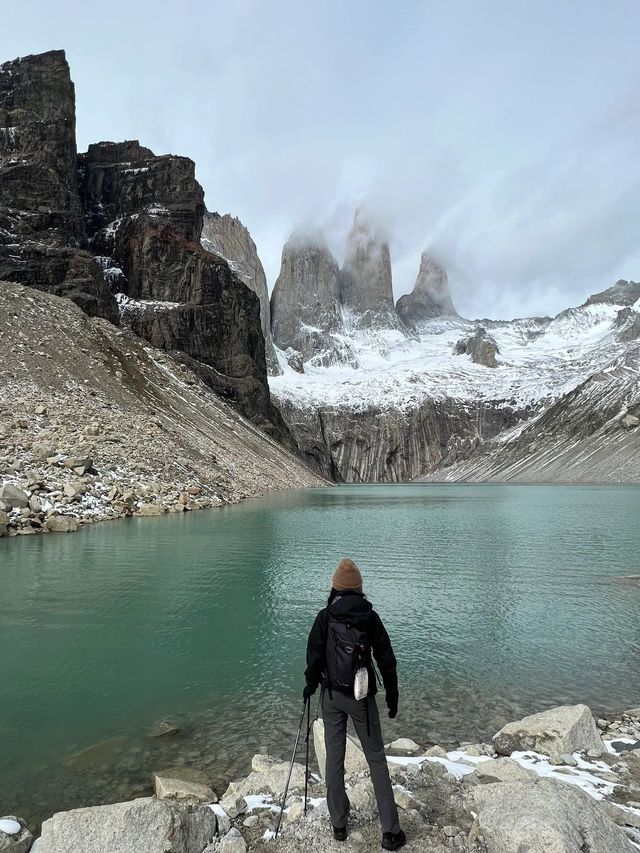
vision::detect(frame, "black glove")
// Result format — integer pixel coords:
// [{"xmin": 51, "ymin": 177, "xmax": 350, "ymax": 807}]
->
[
  {"xmin": 303, "ymin": 684, "xmax": 316, "ymax": 702},
  {"xmin": 386, "ymin": 691, "xmax": 398, "ymax": 719}
]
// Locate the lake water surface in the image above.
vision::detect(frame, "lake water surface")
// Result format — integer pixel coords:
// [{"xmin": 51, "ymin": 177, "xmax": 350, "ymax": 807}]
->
[{"xmin": 1, "ymin": 483, "xmax": 639, "ymax": 824}]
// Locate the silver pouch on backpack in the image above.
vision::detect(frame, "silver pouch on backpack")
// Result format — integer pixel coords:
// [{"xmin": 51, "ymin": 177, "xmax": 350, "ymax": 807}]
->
[{"xmin": 354, "ymin": 666, "xmax": 369, "ymax": 701}]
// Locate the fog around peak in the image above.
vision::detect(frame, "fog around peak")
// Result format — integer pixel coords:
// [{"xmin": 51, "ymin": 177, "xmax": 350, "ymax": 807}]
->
[{"xmin": 2, "ymin": 0, "xmax": 639, "ymax": 319}]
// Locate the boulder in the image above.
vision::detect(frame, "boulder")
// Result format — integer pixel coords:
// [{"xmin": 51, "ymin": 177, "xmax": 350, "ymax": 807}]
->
[
  {"xmin": 471, "ymin": 757, "xmax": 537, "ymax": 784},
  {"xmin": 37, "ymin": 797, "xmax": 216, "ymax": 853},
  {"xmin": 0, "ymin": 816, "xmax": 33, "ymax": 853},
  {"xmin": 44, "ymin": 516, "xmax": 78, "ymax": 534},
  {"xmin": 455, "ymin": 327, "xmax": 500, "ymax": 368},
  {"xmin": 472, "ymin": 778, "xmax": 635, "ymax": 852},
  {"xmin": 0, "ymin": 485, "xmax": 29, "ymax": 509},
  {"xmin": 345, "ymin": 778, "xmax": 376, "ymax": 814},
  {"xmin": 234, "ymin": 756, "xmax": 306, "ymax": 798},
  {"xmin": 385, "ymin": 738, "xmax": 422, "ymax": 756},
  {"xmin": 220, "ymin": 783, "xmax": 247, "ymax": 819},
  {"xmin": 0, "ymin": 511, "xmax": 8, "ymax": 537},
  {"xmin": 153, "ymin": 771, "xmax": 216, "ymax": 804},
  {"xmin": 313, "ymin": 719, "xmax": 368, "ymax": 780},
  {"xmin": 622, "ymin": 414, "xmax": 639, "ymax": 429},
  {"xmin": 493, "ymin": 704, "xmax": 604, "ymax": 760},
  {"xmin": 63, "ymin": 457, "xmax": 93, "ymax": 474},
  {"xmin": 137, "ymin": 503, "xmax": 167, "ymax": 517},
  {"xmin": 219, "ymin": 828, "xmax": 246, "ymax": 853}
]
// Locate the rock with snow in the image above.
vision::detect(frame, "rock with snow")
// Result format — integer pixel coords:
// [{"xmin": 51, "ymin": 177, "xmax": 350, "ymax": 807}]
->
[
  {"xmin": 471, "ymin": 756, "xmax": 537, "ymax": 784},
  {"xmin": 313, "ymin": 718, "xmax": 368, "ymax": 780},
  {"xmin": 37, "ymin": 797, "xmax": 216, "ymax": 853},
  {"xmin": 622, "ymin": 414, "xmax": 639, "ymax": 429},
  {"xmin": 455, "ymin": 327, "xmax": 500, "ymax": 368},
  {"xmin": 585, "ymin": 279, "xmax": 640, "ymax": 308},
  {"xmin": 493, "ymin": 704, "xmax": 604, "ymax": 761},
  {"xmin": 396, "ymin": 254, "xmax": 457, "ymax": 328},
  {"xmin": 339, "ymin": 209, "xmax": 407, "ymax": 333},
  {"xmin": 220, "ymin": 783, "xmax": 248, "ymax": 819},
  {"xmin": 271, "ymin": 233, "xmax": 354, "ymax": 366},
  {"xmin": 201, "ymin": 212, "xmax": 280, "ymax": 375},
  {"xmin": 0, "ymin": 485, "xmax": 29, "ymax": 509},
  {"xmin": 0, "ymin": 816, "xmax": 32, "ymax": 853},
  {"xmin": 472, "ymin": 777, "xmax": 635, "ymax": 852}
]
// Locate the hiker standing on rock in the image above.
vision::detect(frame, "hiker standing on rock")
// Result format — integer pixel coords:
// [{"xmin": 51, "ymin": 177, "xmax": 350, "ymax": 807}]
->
[{"xmin": 304, "ymin": 558, "xmax": 406, "ymax": 851}]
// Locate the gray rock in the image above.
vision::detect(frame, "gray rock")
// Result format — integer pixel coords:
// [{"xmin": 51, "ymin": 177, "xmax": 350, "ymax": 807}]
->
[
  {"xmin": 622, "ymin": 414, "xmax": 639, "ymax": 429},
  {"xmin": 313, "ymin": 718, "xmax": 368, "ymax": 780},
  {"xmin": 455, "ymin": 327, "xmax": 500, "ymax": 368},
  {"xmin": 37, "ymin": 797, "xmax": 216, "ymax": 853},
  {"xmin": 493, "ymin": 704, "xmax": 604, "ymax": 760},
  {"xmin": 271, "ymin": 233, "xmax": 355, "ymax": 366},
  {"xmin": 63, "ymin": 457, "xmax": 93, "ymax": 474},
  {"xmin": 201, "ymin": 212, "xmax": 280, "ymax": 376},
  {"xmin": 219, "ymin": 828, "xmax": 246, "ymax": 853},
  {"xmin": 0, "ymin": 511, "xmax": 8, "ymax": 537},
  {"xmin": 472, "ymin": 778, "xmax": 635, "ymax": 852},
  {"xmin": 471, "ymin": 757, "xmax": 537, "ymax": 784},
  {"xmin": 0, "ymin": 485, "xmax": 29, "ymax": 509},
  {"xmin": 339, "ymin": 209, "xmax": 407, "ymax": 332},
  {"xmin": 386, "ymin": 737, "xmax": 422, "ymax": 756},
  {"xmin": 396, "ymin": 254, "xmax": 457, "ymax": 328},
  {"xmin": 0, "ymin": 816, "xmax": 33, "ymax": 853},
  {"xmin": 148, "ymin": 719, "xmax": 181, "ymax": 738},
  {"xmin": 220, "ymin": 783, "xmax": 247, "ymax": 819},
  {"xmin": 154, "ymin": 772, "xmax": 216, "ymax": 804},
  {"xmin": 44, "ymin": 515, "xmax": 78, "ymax": 534},
  {"xmin": 599, "ymin": 800, "xmax": 640, "ymax": 829}
]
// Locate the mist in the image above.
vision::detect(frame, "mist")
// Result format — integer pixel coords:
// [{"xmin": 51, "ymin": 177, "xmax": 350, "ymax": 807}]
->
[{"xmin": 1, "ymin": 0, "xmax": 639, "ymax": 319}]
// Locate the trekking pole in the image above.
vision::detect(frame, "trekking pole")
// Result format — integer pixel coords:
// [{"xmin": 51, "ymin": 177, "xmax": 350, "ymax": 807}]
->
[
  {"xmin": 304, "ymin": 696, "xmax": 311, "ymax": 815},
  {"xmin": 274, "ymin": 698, "xmax": 308, "ymax": 839}
]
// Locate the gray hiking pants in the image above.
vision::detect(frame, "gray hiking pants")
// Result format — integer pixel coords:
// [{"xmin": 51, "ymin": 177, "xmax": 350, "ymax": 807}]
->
[{"xmin": 322, "ymin": 690, "xmax": 400, "ymax": 835}]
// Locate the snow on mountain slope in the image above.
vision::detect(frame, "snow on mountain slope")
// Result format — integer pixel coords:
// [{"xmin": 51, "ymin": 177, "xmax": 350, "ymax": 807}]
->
[{"xmin": 269, "ymin": 299, "xmax": 632, "ymax": 413}]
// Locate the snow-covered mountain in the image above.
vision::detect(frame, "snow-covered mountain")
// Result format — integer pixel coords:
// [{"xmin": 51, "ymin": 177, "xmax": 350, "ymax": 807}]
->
[{"xmin": 268, "ymin": 274, "xmax": 640, "ymax": 483}]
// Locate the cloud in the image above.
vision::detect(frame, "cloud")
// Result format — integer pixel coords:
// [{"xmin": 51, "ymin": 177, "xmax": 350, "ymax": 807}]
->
[{"xmin": 1, "ymin": 0, "xmax": 639, "ymax": 319}]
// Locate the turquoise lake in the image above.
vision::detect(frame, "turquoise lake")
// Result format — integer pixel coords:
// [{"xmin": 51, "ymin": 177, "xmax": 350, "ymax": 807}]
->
[{"xmin": 1, "ymin": 483, "xmax": 639, "ymax": 824}]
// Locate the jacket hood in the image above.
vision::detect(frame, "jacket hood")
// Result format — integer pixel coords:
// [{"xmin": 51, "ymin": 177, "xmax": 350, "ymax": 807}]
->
[{"xmin": 328, "ymin": 591, "xmax": 373, "ymax": 628}]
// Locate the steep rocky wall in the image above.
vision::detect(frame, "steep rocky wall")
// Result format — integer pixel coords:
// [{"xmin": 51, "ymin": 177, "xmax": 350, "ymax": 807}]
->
[
  {"xmin": 422, "ymin": 346, "xmax": 640, "ymax": 484},
  {"xmin": 397, "ymin": 253, "xmax": 457, "ymax": 328},
  {"xmin": 201, "ymin": 211, "xmax": 279, "ymax": 374},
  {"xmin": 0, "ymin": 50, "xmax": 118, "ymax": 322},
  {"xmin": 276, "ymin": 396, "xmax": 524, "ymax": 482}
]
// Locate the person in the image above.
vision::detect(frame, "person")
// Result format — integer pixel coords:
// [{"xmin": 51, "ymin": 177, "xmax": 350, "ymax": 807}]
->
[{"xmin": 304, "ymin": 557, "xmax": 406, "ymax": 851}]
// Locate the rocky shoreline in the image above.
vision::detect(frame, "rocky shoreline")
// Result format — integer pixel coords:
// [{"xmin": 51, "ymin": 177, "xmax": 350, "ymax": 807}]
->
[
  {"xmin": 3, "ymin": 703, "xmax": 640, "ymax": 853},
  {"xmin": 0, "ymin": 283, "xmax": 326, "ymax": 540}
]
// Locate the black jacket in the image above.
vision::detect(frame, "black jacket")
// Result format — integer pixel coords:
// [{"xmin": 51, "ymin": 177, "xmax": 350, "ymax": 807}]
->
[{"xmin": 305, "ymin": 590, "xmax": 398, "ymax": 710}]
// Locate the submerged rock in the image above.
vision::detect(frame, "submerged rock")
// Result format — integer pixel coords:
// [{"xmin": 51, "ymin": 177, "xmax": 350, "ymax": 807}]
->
[{"xmin": 492, "ymin": 704, "xmax": 604, "ymax": 760}]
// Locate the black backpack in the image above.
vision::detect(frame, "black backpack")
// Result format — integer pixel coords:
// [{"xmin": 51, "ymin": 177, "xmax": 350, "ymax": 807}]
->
[{"xmin": 325, "ymin": 613, "xmax": 370, "ymax": 693}]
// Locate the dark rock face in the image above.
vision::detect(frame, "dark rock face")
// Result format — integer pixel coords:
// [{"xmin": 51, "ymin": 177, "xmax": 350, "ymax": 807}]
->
[
  {"xmin": 277, "ymin": 396, "xmax": 522, "ymax": 482},
  {"xmin": 615, "ymin": 307, "xmax": 640, "ymax": 343},
  {"xmin": 585, "ymin": 279, "xmax": 640, "ymax": 308},
  {"xmin": 0, "ymin": 49, "xmax": 286, "ymax": 442},
  {"xmin": 396, "ymin": 253, "xmax": 457, "ymax": 327},
  {"xmin": 79, "ymin": 140, "xmax": 204, "ymax": 246},
  {"xmin": 0, "ymin": 50, "xmax": 118, "ymax": 322},
  {"xmin": 455, "ymin": 327, "xmax": 500, "ymax": 367},
  {"xmin": 271, "ymin": 234, "xmax": 356, "ymax": 366},
  {"xmin": 201, "ymin": 211, "xmax": 280, "ymax": 374},
  {"xmin": 339, "ymin": 209, "xmax": 407, "ymax": 332}
]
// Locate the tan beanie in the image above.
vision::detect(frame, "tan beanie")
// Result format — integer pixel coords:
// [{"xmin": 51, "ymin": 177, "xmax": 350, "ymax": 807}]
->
[{"xmin": 332, "ymin": 558, "xmax": 363, "ymax": 592}]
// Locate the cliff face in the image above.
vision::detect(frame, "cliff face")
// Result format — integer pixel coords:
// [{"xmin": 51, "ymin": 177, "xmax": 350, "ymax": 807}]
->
[
  {"xmin": 201, "ymin": 211, "xmax": 280, "ymax": 374},
  {"xmin": 0, "ymin": 50, "xmax": 286, "ymax": 443},
  {"xmin": 277, "ymin": 397, "xmax": 523, "ymax": 482},
  {"xmin": 271, "ymin": 235, "xmax": 357, "ymax": 366},
  {"xmin": 396, "ymin": 253, "xmax": 457, "ymax": 327},
  {"xmin": 339, "ymin": 209, "xmax": 407, "ymax": 331},
  {"xmin": 0, "ymin": 51, "xmax": 118, "ymax": 322}
]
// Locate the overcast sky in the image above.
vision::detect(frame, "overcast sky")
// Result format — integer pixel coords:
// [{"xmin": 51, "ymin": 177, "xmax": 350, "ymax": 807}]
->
[{"xmin": 2, "ymin": 1, "xmax": 639, "ymax": 318}]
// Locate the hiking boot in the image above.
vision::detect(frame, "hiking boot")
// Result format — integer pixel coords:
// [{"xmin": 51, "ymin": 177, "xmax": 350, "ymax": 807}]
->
[
  {"xmin": 382, "ymin": 829, "xmax": 407, "ymax": 850},
  {"xmin": 333, "ymin": 825, "xmax": 348, "ymax": 842}
]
